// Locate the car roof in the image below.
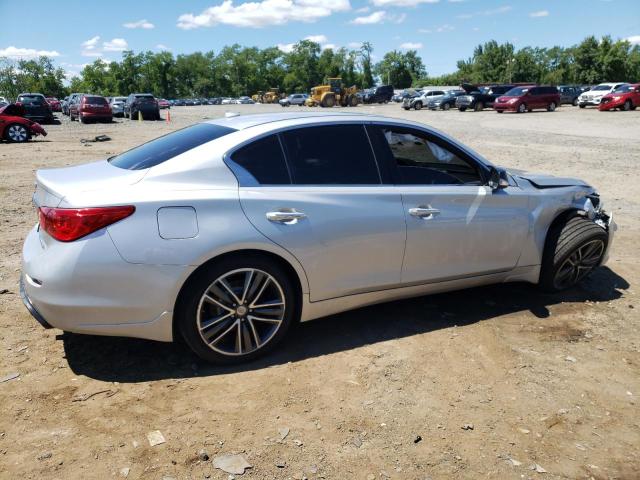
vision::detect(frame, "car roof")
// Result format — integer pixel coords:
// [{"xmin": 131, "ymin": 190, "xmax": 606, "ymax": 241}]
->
[{"xmin": 204, "ymin": 111, "xmax": 377, "ymax": 130}]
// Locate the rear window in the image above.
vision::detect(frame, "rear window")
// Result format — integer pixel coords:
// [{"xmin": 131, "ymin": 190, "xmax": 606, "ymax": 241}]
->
[
  {"xmin": 109, "ymin": 123, "xmax": 236, "ymax": 170},
  {"xmin": 135, "ymin": 95, "xmax": 155, "ymax": 102},
  {"xmin": 84, "ymin": 96, "xmax": 108, "ymax": 105},
  {"xmin": 18, "ymin": 95, "xmax": 45, "ymax": 105}
]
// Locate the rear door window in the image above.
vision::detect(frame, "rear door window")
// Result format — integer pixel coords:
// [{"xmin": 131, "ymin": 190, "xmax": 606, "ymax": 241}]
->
[
  {"xmin": 109, "ymin": 123, "xmax": 236, "ymax": 170},
  {"xmin": 229, "ymin": 135, "xmax": 290, "ymax": 185},
  {"xmin": 280, "ymin": 125, "xmax": 380, "ymax": 185}
]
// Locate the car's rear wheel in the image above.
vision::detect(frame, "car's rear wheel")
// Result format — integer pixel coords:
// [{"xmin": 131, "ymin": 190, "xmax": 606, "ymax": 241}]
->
[
  {"xmin": 178, "ymin": 256, "xmax": 297, "ymax": 364},
  {"xmin": 517, "ymin": 103, "xmax": 527, "ymax": 113},
  {"xmin": 572, "ymin": 98, "xmax": 578, "ymax": 106},
  {"xmin": 4, "ymin": 124, "xmax": 30, "ymax": 143},
  {"xmin": 442, "ymin": 102, "xmax": 450, "ymax": 111},
  {"xmin": 539, "ymin": 215, "xmax": 608, "ymax": 292},
  {"xmin": 459, "ymin": 107, "xmax": 467, "ymax": 112},
  {"xmin": 547, "ymin": 102, "xmax": 557, "ymax": 112},
  {"xmin": 414, "ymin": 101, "xmax": 422, "ymax": 110},
  {"xmin": 623, "ymin": 100, "xmax": 632, "ymax": 111}
]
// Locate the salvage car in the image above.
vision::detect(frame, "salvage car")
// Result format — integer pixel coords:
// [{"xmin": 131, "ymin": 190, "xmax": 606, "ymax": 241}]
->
[
  {"xmin": 456, "ymin": 84, "xmax": 514, "ymax": 111},
  {"xmin": 403, "ymin": 90, "xmax": 446, "ymax": 110},
  {"xmin": 493, "ymin": 86, "xmax": 560, "ymax": 113},
  {"xmin": 21, "ymin": 112, "xmax": 615, "ymax": 364},
  {"xmin": 558, "ymin": 86, "xmax": 581, "ymax": 106},
  {"xmin": 16, "ymin": 93, "xmax": 55, "ymax": 124},
  {"xmin": 70, "ymin": 94, "xmax": 112, "ymax": 123},
  {"xmin": 124, "ymin": 93, "xmax": 160, "ymax": 120},
  {"xmin": 0, "ymin": 103, "xmax": 47, "ymax": 142},
  {"xmin": 362, "ymin": 85, "xmax": 394, "ymax": 104},
  {"xmin": 157, "ymin": 98, "xmax": 171, "ymax": 109},
  {"xmin": 109, "ymin": 97, "xmax": 127, "ymax": 117},
  {"xmin": 427, "ymin": 90, "xmax": 466, "ymax": 110},
  {"xmin": 598, "ymin": 83, "xmax": 640, "ymax": 111},
  {"xmin": 46, "ymin": 97, "xmax": 62, "ymax": 112},
  {"xmin": 280, "ymin": 93, "xmax": 308, "ymax": 107},
  {"xmin": 578, "ymin": 83, "xmax": 626, "ymax": 108}
]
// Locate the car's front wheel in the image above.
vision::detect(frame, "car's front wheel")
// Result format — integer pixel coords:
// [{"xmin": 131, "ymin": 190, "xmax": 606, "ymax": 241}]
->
[
  {"xmin": 442, "ymin": 102, "xmax": 450, "ymax": 111},
  {"xmin": 539, "ymin": 215, "xmax": 607, "ymax": 292},
  {"xmin": 518, "ymin": 103, "xmax": 527, "ymax": 113},
  {"xmin": 178, "ymin": 255, "xmax": 297, "ymax": 364},
  {"xmin": 4, "ymin": 124, "xmax": 30, "ymax": 143},
  {"xmin": 414, "ymin": 101, "xmax": 422, "ymax": 110}
]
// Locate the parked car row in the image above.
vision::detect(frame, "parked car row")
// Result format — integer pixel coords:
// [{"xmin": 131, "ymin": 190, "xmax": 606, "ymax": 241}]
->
[{"xmin": 398, "ymin": 82, "xmax": 639, "ymax": 114}]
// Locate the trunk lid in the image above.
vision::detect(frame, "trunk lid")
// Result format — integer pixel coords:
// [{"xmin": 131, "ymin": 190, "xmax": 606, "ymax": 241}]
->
[{"xmin": 34, "ymin": 160, "xmax": 146, "ymax": 207}]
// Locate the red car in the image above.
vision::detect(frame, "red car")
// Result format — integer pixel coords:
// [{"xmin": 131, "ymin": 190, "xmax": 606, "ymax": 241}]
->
[
  {"xmin": 157, "ymin": 98, "xmax": 170, "ymax": 109},
  {"xmin": 0, "ymin": 104, "xmax": 47, "ymax": 142},
  {"xmin": 599, "ymin": 83, "xmax": 640, "ymax": 111},
  {"xmin": 46, "ymin": 97, "xmax": 61, "ymax": 112},
  {"xmin": 494, "ymin": 85, "xmax": 561, "ymax": 113},
  {"xmin": 70, "ymin": 94, "xmax": 112, "ymax": 123}
]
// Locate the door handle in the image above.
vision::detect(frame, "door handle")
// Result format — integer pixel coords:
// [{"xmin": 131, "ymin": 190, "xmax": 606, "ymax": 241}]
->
[
  {"xmin": 409, "ymin": 206, "xmax": 440, "ymax": 219},
  {"xmin": 266, "ymin": 210, "xmax": 307, "ymax": 224}
]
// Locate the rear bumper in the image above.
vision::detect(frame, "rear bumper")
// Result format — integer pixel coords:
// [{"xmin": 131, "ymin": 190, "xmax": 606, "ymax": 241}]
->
[
  {"xmin": 80, "ymin": 112, "xmax": 112, "ymax": 120},
  {"xmin": 20, "ymin": 276, "xmax": 52, "ymax": 329},
  {"xmin": 21, "ymin": 225, "xmax": 193, "ymax": 342}
]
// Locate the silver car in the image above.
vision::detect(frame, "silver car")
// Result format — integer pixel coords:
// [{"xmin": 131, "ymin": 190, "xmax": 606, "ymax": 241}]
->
[
  {"xmin": 109, "ymin": 96, "xmax": 127, "ymax": 117},
  {"xmin": 21, "ymin": 112, "xmax": 615, "ymax": 364}
]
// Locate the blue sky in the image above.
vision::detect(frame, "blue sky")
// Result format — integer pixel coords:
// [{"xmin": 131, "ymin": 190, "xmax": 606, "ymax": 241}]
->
[{"xmin": 1, "ymin": 0, "xmax": 639, "ymax": 78}]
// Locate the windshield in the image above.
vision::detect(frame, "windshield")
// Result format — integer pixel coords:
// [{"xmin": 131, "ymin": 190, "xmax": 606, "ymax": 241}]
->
[
  {"xmin": 109, "ymin": 123, "xmax": 236, "ymax": 170},
  {"xmin": 613, "ymin": 85, "xmax": 632, "ymax": 93},
  {"xmin": 18, "ymin": 95, "xmax": 45, "ymax": 105},
  {"xmin": 592, "ymin": 85, "xmax": 613, "ymax": 91},
  {"xmin": 505, "ymin": 87, "xmax": 530, "ymax": 96}
]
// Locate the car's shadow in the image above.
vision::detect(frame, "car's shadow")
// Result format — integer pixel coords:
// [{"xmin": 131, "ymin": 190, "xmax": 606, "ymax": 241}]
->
[{"xmin": 63, "ymin": 267, "xmax": 629, "ymax": 382}]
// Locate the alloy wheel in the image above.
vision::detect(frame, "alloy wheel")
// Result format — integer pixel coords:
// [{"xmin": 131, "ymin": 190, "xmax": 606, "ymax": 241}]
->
[
  {"xmin": 7, "ymin": 125, "xmax": 28, "ymax": 142},
  {"xmin": 553, "ymin": 239, "xmax": 604, "ymax": 289},
  {"xmin": 197, "ymin": 268, "xmax": 286, "ymax": 356}
]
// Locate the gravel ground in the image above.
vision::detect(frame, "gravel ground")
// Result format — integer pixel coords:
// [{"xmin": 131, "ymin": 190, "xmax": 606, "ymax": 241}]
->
[{"xmin": 0, "ymin": 103, "xmax": 638, "ymax": 480}]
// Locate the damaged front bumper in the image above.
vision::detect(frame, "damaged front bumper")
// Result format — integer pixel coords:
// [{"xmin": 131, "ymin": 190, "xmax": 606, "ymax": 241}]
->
[{"xmin": 579, "ymin": 195, "xmax": 616, "ymax": 265}]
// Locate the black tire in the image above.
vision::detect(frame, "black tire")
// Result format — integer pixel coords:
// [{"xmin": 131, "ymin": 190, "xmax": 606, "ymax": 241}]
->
[
  {"xmin": 321, "ymin": 94, "xmax": 335, "ymax": 108},
  {"xmin": 497, "ymin": 110, "xmax": 503, "ymax": 113},
  {"xmin": 474, "ymin": 102, "xmax": 483, "ymax": 112},
  {"xmin": 623, "ymin": 100, "xmax": 631, "ymax": 111},
  {"xmin": 403, "ymin": 107, "xmax": 410, "ymax": 111},
  {"xmin": 459, "ymin": 107, "xmax": 467, "ymax": 112},
  {"xmin": 414, "ymin": 101, "xmax": 422, "ymax": 111},
  {"xmin": 350, "ymin": 95, "xmax": 358, "ymax": 107},
  {"xmin": 4, "ymin": 123, "xmax": 31, "ymax": 143},
  {"xmin": 547, "ymin": 102, "xmax": 557, "ymax": 112},
  {"xmin": 579, "ymin": 104, "xmax": 586, "ymax": 109},
  {"xmin": 539, "ymin": 215, "xmax": 608, "ymax": 292},
  {"xmin": 572, "ymin": 98, "xmax": 578, "ymax": 106},
  {"xmin": 442, "ymin": 102, "xmax": 450, "ymax": 111},
  {"xmin": 517, "ymin": 103, "xmax": 527, "ymax": 114},
  {"xmin": 177, "ymin": 255, "xmax": 298, "ymax": 364}
]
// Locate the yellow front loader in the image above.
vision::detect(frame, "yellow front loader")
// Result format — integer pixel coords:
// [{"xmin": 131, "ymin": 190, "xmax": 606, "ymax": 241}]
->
[{"xmin": 305, "ymin": 78, "xmax": 359, "ymax": 107}]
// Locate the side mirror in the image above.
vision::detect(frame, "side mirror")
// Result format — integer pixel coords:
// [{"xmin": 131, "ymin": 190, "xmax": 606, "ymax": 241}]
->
[{"xmin": 488, "ymin": 167, "xmax": 510, "ymax": 190}]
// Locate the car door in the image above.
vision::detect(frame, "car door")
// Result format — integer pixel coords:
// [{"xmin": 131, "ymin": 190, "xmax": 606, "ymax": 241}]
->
[
  {"xmin": 233, "ymin": 124, "xmax": 407, "ymax": 301},
  {"xmin": 367, "ymin": 123, "xmax": 530, "ymax": 285}
]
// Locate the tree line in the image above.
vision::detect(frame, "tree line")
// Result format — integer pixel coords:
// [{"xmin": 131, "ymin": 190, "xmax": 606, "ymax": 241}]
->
[{"xmin": 0, "ymin": 36, "xmax": 638, "ymax": 101}]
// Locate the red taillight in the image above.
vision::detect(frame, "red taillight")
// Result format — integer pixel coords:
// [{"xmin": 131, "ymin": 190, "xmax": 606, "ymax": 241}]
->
[{"xmin": 38, "ymin": 206, "xmax": 135, "ymax": 242}]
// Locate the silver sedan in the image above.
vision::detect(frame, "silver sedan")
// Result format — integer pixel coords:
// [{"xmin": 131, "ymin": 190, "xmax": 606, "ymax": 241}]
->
[{"xmin": 21, "ymin": 112, "xmax": 615, "ymax": 363}]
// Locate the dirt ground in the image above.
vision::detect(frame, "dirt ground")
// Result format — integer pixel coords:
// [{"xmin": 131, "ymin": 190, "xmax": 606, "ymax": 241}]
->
[{"xmin": 0, "ymin": 103, "xmax": 639, "ymax": 480}]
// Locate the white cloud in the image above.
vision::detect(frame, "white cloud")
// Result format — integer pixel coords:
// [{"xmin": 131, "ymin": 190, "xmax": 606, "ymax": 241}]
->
[
  {"xmin": 399, "ymin": 42, "xmax": 423, "ymax": 49},
  {"xmin": 277, "ymin": 43, "xmax": 296, "ymax": 53},
  {"xmin": 305, "ymin": 34, "xmax": 328, "ymax": 43},
  {"xmin": 177, "ymin": 0, "xmax": 351, "ymax": 29},
  {"xmin": 103, "ymin": 38, "xmax": 128, "ymax": 52},
  {"xmin": 371, "ymin": 0, "xmax": 437, "ymax": 6},
  {"xmin": 529, "ymin": 10, "xmax": 548, "ymax": 17},
  {"xmin": 348, "ymin": 41, "xmax": 363, "ymax": 48},
  {"xmin": 626, "ymin": 35, "xmax": 640, "ymax": 45},
  {"xmin": 81, "ymin": 35, "xmax": 102, "ymax": 56},
  {"xmin": 457, "ymin": 5, "xmax": 512, "ymax": 19},
  {"xmin": 156, "ymin": 44, "xmax": 171, "ymax": 50},
  {"xmin": 355, "ymin": 6, "xmax": 370, "ymax": 12},
  {"xmin": 350, "ymin": 10, "xmax": 405, "ymax": 24},
  {"xmin": 123, "ymin": 19, "xmax": 155, "ymax": 29},
  {"xmin": 0, "ymin": 46, "xmax": 61, "ymax": 58},
  {"xmin": 322, "ymin": 43, "xmax": 338, "ymax": 50}
]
